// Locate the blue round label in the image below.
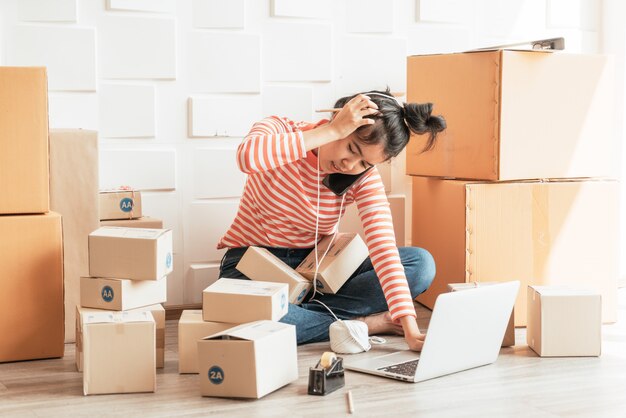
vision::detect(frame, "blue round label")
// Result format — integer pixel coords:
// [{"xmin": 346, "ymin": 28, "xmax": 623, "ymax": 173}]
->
[
  {"xmin": 166, "ymin": 252, "xmax": 172, "ymax": 268},
  {"xmin": 119, "ymin": 197, "xmax": 134, "ymax": 213},
  {"xmin": 316, "ymin": 280, "xmax": 324, "ymax": 290},
  {"xmin": 281, "ymin": 293, "xmax": 287, "ymax": 309},
  {"xmin": 297, "ymin": 288, "xmax": 308, "ymax": 303},
  {"xmin": 208, "ymin": 366, "xmax": 224, "ymax": 385},
  {"xmin": 101, "ymin": 285, "xmax": 114, "ymax": 302}
]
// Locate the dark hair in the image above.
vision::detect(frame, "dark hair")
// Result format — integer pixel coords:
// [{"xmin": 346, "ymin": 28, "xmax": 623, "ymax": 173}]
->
[{"xmin": 334, "ymin": 88, "xmax": 446, "ymax": 159}]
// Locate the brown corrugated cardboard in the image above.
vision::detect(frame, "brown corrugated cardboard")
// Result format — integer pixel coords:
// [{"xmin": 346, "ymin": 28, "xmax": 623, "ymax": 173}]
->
[
  {"xmin": 82, "ymin": 311, "xmax": 156, "ymax": 395},
  {"xmin": 88, "ymin": 227, "xmax": 173, "ymax": 280},
  {"xmin": 236, "ymin": 247, "xmax": 311, "ymax": 305},
  {"xmin": 527, "ymin": 286, "xmax": 601, "ymax": 357},
  {"xmin": 411, "ymin": 177, "xmax": 618, "ymax": 325},
  {"xmin": 178, "ymin": 310, "xmax": 236, "ymax": 374},
  {"xmin": 99, "ymin": 190, "xmax": 143, "ymax": 221},
  {"xmin": 202, "ymin": 278, "xmax": 288, "ymax": 323},
  {"xmin": 0, "ymin": 213, "xmax": 64, "ymax": 363},
  {"xmin": 296, "ymin": 233, "xmax": 368, "ymax": 294},
  {"xmin": 339, "ymin": 195, "xmax": 406, "ymax": 246},
  {"xmin": 80, "ymin": 276, "xmax": 167, "ymax": 311},
  {"xmin": 198, "ymin": 320, "xmax": 297, "ymax": 399},
  {"xmin": 448, "ymin": 282, "xmax": 515, "ymax": 347},
  {"xmin": 49, "ymin": 129, "xmax": 99, "ymax": 343},
  {"xmin": 0, "ymin": 67, "xmax": 49, "ymax": 214},
  {"xmin": 76, "ymin": 305, "xmax": 165, "ymax": 371},
  {"xmin": 100, "ymin": 217, "xmax": 163, "ymax": 229},
  {"xmin": 406, "ymin": 51, "xmax": 615, "ymax": 180}
]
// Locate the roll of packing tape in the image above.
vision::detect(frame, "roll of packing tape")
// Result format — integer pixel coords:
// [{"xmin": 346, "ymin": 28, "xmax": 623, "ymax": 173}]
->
[{"xmin": 320, "ymin": 351, "xmax": 337, "ymax": 369}]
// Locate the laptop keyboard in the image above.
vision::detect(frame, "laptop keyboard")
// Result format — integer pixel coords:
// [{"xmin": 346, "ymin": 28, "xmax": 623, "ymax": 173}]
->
[{"xmin": 378, "ymin": 359, "xmax": 419, "ymax": 377}]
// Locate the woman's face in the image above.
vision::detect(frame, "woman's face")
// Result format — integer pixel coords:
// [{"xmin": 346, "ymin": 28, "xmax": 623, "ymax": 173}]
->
[{"xmin": 317, "ymin": 132, "xmax": 388, "ymax": 175}]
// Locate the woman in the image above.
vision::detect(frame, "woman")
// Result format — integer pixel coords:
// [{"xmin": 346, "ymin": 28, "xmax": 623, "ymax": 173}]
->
[{"xmin": 217, "ymin": 89, "xmax": 446, "ymax": 351}]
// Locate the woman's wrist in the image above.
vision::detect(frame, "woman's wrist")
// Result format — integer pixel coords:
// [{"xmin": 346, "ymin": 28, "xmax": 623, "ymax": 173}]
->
[
  {"xmin": 302, "ymin": 123, "xmax": 341, "ymax": 151},
  {"xmin": 399, "ymin": 315, "xmax": 421, "ymax": 337}
]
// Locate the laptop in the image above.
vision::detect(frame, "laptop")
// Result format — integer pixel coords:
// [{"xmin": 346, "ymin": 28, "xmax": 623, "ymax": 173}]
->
[{"xmin": 345, "ymin": 281, "xmax": 519, "ymax": 383}]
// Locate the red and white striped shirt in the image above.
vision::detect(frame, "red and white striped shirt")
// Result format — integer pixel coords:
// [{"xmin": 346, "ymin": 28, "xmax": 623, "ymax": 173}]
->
[{"xmin": 217, "ymin": 116, "xmax": 416, "ymax": 321}]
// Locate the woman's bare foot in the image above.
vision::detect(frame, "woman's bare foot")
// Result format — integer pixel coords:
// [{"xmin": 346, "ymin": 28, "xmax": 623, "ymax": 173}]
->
[{"xmin": 357, "ymin": 311, "xmax": 404, "ymax": 336}]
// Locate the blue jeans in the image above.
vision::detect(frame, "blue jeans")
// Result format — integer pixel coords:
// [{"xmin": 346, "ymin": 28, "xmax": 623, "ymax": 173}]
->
[{"xmin": 219, "ymin": 246, "xmax": 435, "ymax": 345}]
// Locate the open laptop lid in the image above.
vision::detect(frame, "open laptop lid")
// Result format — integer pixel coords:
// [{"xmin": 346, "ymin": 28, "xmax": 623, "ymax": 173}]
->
[{"xmin": 414, "ymin": 281, "xmax": 519, "ymax": 382}]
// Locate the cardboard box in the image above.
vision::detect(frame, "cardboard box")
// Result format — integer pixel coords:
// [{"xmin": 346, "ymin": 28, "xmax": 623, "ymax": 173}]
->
[
  {"xmin": 88, "ymin": 227, "xmax": 173, "ymax": 280},
  {"xmin": 296, "ymin": 233, "xmax": 368, "ymax": 294},
  {"xmin": 178, "ymin": 310, "xmax": 236, "ymax": 374},
  {"xmin": 527, "ymin": 286, "xmax": 601, "ymax": 357},
  {"xmin": 82, "ymin": 311, "xmax": 155, "ymax": 395},
  {"xmin": 202, "ymin": 278, "xmax": 288, "ymax": 323},
  {"xmin": 236, "ymin": 247, "xmax": 311, "ymax": 305},
  {"xmin": 76, "ymin": 305, "xmax": 165, "ymax": 371},
  {"xmin": 49, "ymin": 129, "xmax": 100, "ymax": 343},
  {"xmin": 80, "ymin": 276, "xmax": 167, "ymax": 311},
  {"xmin": 339, "ymin": 194, "xmax": 406, "ymax": 246},
  {"xmin": 0, "ymin": 212, "xmax": 64, "ymax": 363},
  {"xmin": 406, "ymin": 51, "xmax": 615, "ymax": 180},
  {"xmin": 101, "ymin": 216, "xmax": 163, "ymax": 229},
  {"xmin": 99, "ymin": 190, "xmax": 143, "ymax": 221},
  {"xmin": 448, "ymin": 283, "xmax": 515, "ymax": 347},
  {"xmin": 0, "ymin": 67, "xmax": 49, "ymax": 214},
  {"xmin": 411, "ymin": 177, "xmax": 618, "ymax": 326},
  {"xmin": 198, "ymin": 320, "xmax": 297, "ymax": 399}
]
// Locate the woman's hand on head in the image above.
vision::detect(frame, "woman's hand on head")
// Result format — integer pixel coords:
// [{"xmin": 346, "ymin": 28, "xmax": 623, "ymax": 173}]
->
[{"xmin": 328, "ymin": 94, "xmax": 379, "ymax": 139}]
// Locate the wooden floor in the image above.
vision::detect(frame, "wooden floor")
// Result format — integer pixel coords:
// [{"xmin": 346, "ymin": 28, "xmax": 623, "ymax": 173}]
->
[{"xmin": 2, "ymin": 289, "xmax": 626, "ymax": 418}]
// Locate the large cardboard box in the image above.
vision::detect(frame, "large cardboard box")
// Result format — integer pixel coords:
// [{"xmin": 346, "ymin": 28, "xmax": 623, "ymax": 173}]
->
[
  {"xmin": 80, "ymin": 276, "xmax": 167, "ymax": 311},
  {"xmin": 296, "ymin": 233, "xmax": 368, "ymax": 294},
  {"xmin": 236, "ymin": 247, "xmax": 311, "ymax": 305},
  {"xmin": 101, "ymin": 217, "xmax": 163, "ymax": 229},
  {"xmin": 411, "ymin": 177, "xmax": 618, "ymax": 325},
  {"xmin": 99, "ymin": 190, "xmax": 143, "ymax": 221},
  {"xmin": 527, "ymin": 286, "xmax": 601, "ymax": 357},
  {"xmin": 0, "ymin": 213, "xmax": 64, "ymax": 363},
  {"xmin": 198, "ymin": 321, "xmax": 298, "ymax": 399},
  {"xmin": 82, "ymin": 311, "xmax": 155, "ymax": 395},
  {"xmin": 178, "ymin": 310, "xmax": 236, "ymax": 374},
  {"xmin": 89, "ymin": 227, "xmax": 173, "ymax": 280},
  {"xmin": 50, "ymin": 129, "xmax": 100, "ymax": 343},
  {"xmin": 202, "ymin": 278, "xmax": 288, "ymax": 323},
  {"xmin": 76, "ymin": 304, "xmax": 165, "ymax": 371},
  {"xmin": 339, "ymin": 195, "xmax": 406, "ymax": 246},
  {"xmin": 448, "ymin": 283, "xmax": 515, "ymax": 347},
  {"xmin": 406, "ymin": 51, "xmax": 615, "ymax": 180},
  {"xmin": 0, "ymin": 67, "xmax": 49, "ymax": 214}
]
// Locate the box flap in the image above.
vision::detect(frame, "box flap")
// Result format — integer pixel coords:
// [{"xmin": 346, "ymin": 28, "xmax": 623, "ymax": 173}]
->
[
  {"xmin": 207, "ymin": 278, "xmax": 287, "ymax": 296},
  {"xmin": 201, "ymin": 320, "xmax": 290, "ymax": 342},
  {"xmin": 531, "ymin": 286, "xmax": 599, "ymax": 297},
  {"xmin": 90, "ymin": 226, "xmax": 170, "ymax": 239},
  {"xmin": 83, "ymin": 311, "xmax": 154, "ymax": 324}
]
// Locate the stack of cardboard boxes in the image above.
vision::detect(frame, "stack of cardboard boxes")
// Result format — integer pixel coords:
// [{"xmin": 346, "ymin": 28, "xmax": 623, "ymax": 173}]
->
[
  {"xmin": 76, "ymin": 226, "xmax": 173, "ymax": 395},
  {"xmin": 0, "ymin": 67, "xmax": 65, "ymax": 364},
  {"xmin": 406, "ymin": 50, "xmax": 618, "ymax": 329}
]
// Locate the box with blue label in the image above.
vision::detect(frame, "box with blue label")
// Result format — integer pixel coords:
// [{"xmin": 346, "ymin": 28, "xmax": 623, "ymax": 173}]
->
[
  {"xmin": 80, "ymin": 276, "xmax": 167, "ymax": 311},
  {"xmin": 99, "ymin": 189, "xmax": 142, "ymax": 221},
  {"xmin": 100, "ymin": 216, "xmax": 163, "ymax": 229},
  {"xmin": 236, "ymin": 246, "xmax": 311, "ymax": 305},
  {"xmin": 202, "ymin": 278, "xmax": 288, "ymax": 324},
  {"xmin": 82, "ymin": 311, "xmax": 155, "ymax": 395},
  {"xmin": 88, "ymin": 227, "xmax": 173, "ymax": 280},
  {"xmin": 198, "ymin": 320, "xmax": 297, "ymax": 399},
  {"xmin": 295, "ymin": 233, "xmax": 368, "ymax": 294}
]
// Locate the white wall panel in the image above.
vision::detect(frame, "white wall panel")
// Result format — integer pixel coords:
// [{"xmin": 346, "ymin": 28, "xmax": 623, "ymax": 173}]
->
[
  {"xmin": 99, "ymin": 149, "xmax": 176, "ymax": 190},
  {"xmin": 185, "ymin": 200, "xmax": 240, "ymax": 262},
  {"xmin": 48, "ymin": 93, "xmax": 98, "ymax": 130},
  {"xmin": 263, "ymin": 23, "xmax": 332, "ymax": 82},
  {"xmin": 193, "ymin": 0, "xmax": 244, "ymax": 28},
  {"xmin": 346, "ymin": 0, "xmax": 393, "ymax": 33},
  {"xmin": 407, "ymin": 24, "xmax": 471, "ymax": 55},
  {"xmin": 271, "ymin": 0, "xmax": 331, "ymax": 18},
  {"xmin": 547, "ymin": 0, "xmax": 599, "ymax": 31},
  {"xmin": 99, "ymin": 16, "xmax": 176, "ymax": 79},
  {"xmin": 185, "ymin": 262, "xmax": 220, "ymax": 304},
  {"xmin": 337, "ymin": 36, "xmax": 406, "ymax": 97},
  {"xmin": 263, "ymin": 85, "xmax": 314, "ymax": 123},
  {"xmin": 100, "ymin": 84, "xmax": 156, "ymax": 138},
  {"xmin": 18, "ymin": 0, "xmax": 77, "ymax": 22},
  {"xmin": 107, "ymin": 0, "xmax": 175, "ymax": 13},
  {"xmin": 189, "ymin": 32, "xmax": 260, "ymax": 92},
  {"xmin": 166, "ymin": 253, "xmax": 184, "ymax": 305},
  {"xmin": 141, "ymin": 191, "xmax": 183, "ymax": 253},
  {"xmin": 8, "ymin": 26, "xmax": 96, "ymax": 91},
  {"xmin": 416, "ymin": 0, "xmax": 473, "ymax": 24},
  {"xmin": 193, "ymin": 148, "xmax": 246, "ymax": 199},
  {"xmin": 188, "ymin": 95, "xmax": 261, "ymax": 137},
  {"xmin": 476, "ymin": 0, "xmax": 548, "ymax": 39}
]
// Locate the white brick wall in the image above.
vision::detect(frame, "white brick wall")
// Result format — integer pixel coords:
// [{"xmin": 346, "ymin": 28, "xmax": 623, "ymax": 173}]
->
[{"xmin": 0, "ymin": 0, "xmax": 619, "ymax": 304}]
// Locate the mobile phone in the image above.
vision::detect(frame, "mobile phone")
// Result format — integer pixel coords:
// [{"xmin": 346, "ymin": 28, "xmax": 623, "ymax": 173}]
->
[{"xmin": 322, "ymin": 167, "xmax": 374, "ymax": 196}]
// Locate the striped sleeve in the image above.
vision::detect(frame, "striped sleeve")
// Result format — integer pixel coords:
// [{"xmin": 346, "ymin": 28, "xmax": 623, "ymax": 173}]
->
[
  {"xmin": 237, "ymin": 116, "xmax": 307, "ymax": 174},
  {"xmin": 353, "ymin": 169, "xmax": 417, "ymax": 321}
]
